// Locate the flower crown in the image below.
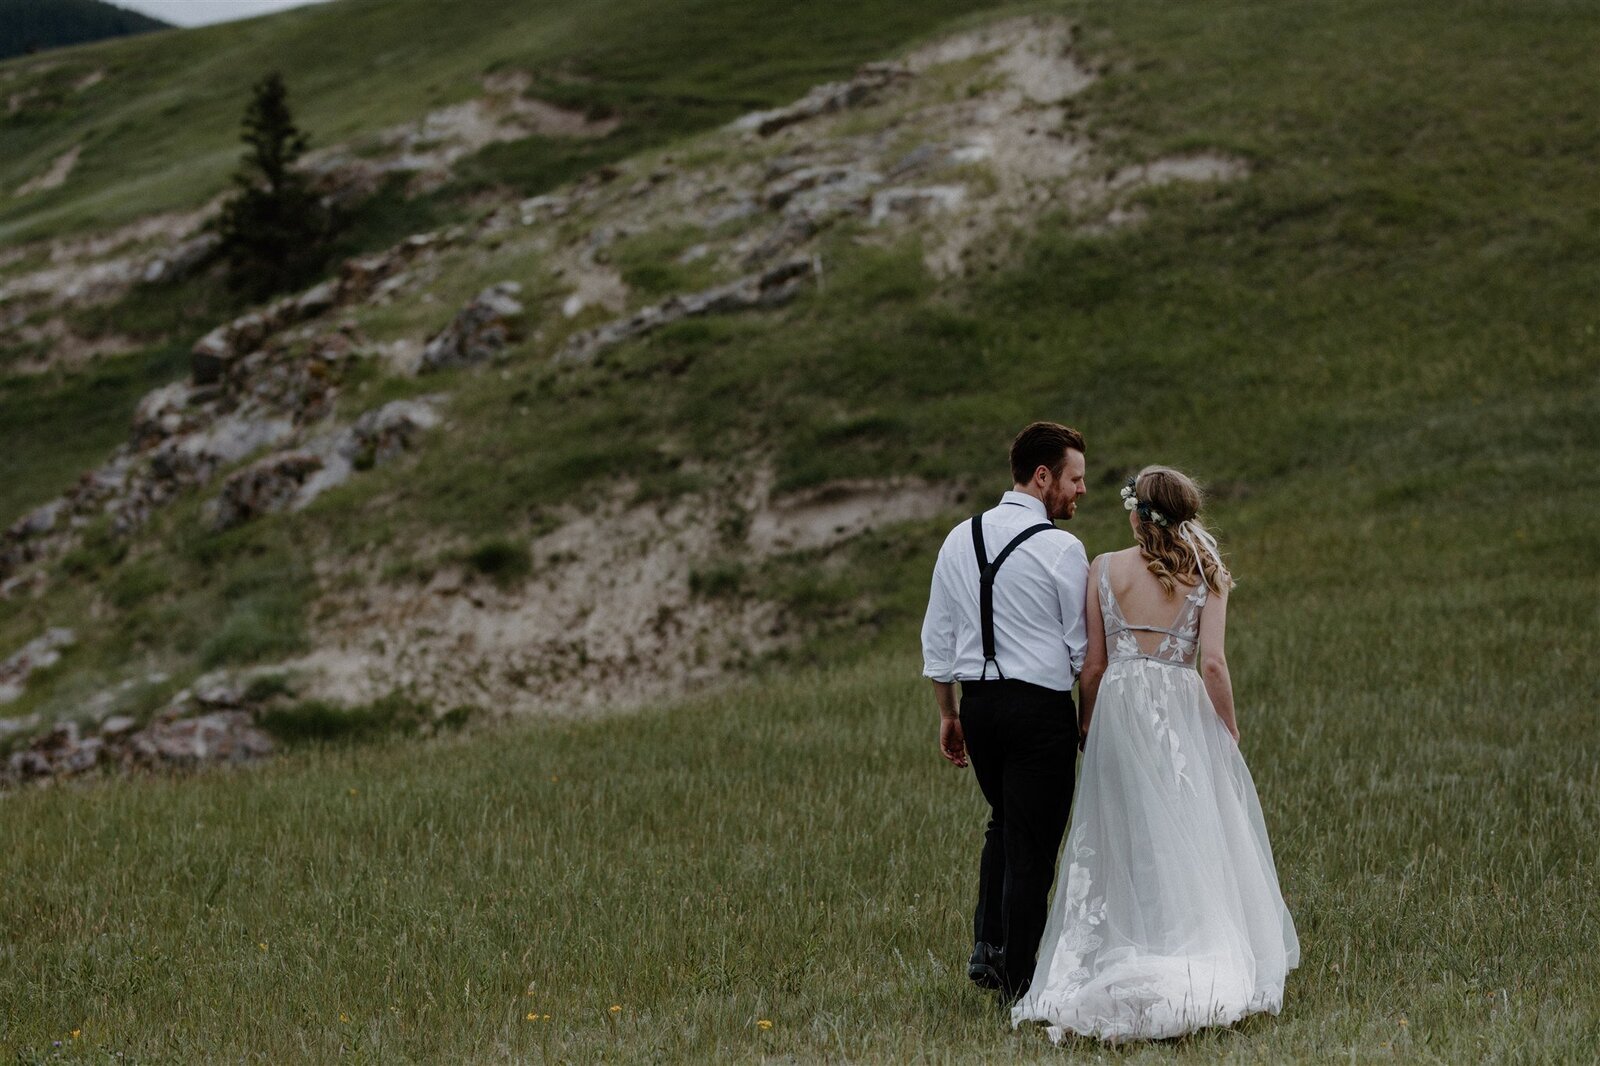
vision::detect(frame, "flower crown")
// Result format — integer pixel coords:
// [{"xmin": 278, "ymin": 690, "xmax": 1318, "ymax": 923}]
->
[{"xmin": 1121, "ymin": 477, "xmax": 1170, "ymax": 528}]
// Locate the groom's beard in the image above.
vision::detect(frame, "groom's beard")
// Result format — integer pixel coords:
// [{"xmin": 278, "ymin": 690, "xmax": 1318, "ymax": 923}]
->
[{"xmin": 1047, "ymin": 483, "xmax": 1076, "ymax": 520}]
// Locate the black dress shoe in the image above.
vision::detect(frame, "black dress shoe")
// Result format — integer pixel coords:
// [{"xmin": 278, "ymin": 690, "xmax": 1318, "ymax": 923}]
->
[{"xmin": 967, "ymin": 942, "xmax": 1004, "ymax": 990}]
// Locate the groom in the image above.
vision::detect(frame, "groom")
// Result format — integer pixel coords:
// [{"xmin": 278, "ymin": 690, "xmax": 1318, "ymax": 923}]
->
[{"xmin": 921, "ymin": 421, "xmax": 1089, "ymax": 999}]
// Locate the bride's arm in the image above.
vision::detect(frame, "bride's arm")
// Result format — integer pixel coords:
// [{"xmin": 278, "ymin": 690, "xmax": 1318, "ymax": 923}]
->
[
  {"xmin": 1077, "ymin": 558, "xmax": 1107, "ymax": 749},
  {"xmin": 1198, "ymin": 586, "xmax": 1240, "ymax": 742}
]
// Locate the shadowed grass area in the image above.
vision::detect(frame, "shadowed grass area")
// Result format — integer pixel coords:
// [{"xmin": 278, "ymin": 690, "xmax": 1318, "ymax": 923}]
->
[{"xmin": 0, "ymin": 341, "xmax": 188, "ymax": 525}]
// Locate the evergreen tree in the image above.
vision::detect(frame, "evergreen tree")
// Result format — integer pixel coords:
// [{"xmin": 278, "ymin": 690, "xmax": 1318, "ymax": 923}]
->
[{"xmin": 212, "ymin": 71, "xmax": 335, "ymax": 302}]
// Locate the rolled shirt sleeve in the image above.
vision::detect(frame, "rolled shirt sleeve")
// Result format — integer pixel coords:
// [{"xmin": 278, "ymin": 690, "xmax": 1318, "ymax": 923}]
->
[{"xmin": 1053, "ymin": 536, "xmax": 1090, "ymax": 677}]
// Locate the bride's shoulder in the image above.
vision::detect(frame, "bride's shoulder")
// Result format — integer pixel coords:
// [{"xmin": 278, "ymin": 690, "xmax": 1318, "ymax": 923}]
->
[{"xmin": 1091, "ymin": 547, "xmax": 1139, "ymax": 570}]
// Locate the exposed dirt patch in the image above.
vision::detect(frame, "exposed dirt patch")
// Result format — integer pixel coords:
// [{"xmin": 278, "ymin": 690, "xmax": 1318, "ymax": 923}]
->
[
  {"xmin": 747, "ymin": 476, "xmax": 964, "ymax": 554},
  {"xmin": 275, "ymin": 472, "xmax": 961, "ymax": 717},
  {"xmin": 283, "ymin": 490, "xmax": 783, "ymax": 716}
]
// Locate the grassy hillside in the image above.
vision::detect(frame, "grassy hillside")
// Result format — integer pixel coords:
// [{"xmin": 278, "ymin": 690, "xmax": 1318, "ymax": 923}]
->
[
  {"xmin": 0, "ymin": 0, "xmax": 168, "ymax": 61},
  {"xmin": 0, "ymin": 0, "xmax": 1005, "ymax": 245},
  {"xmin": 2, "ymin": 0, "xmax": 1599, "ymax": 1060}
]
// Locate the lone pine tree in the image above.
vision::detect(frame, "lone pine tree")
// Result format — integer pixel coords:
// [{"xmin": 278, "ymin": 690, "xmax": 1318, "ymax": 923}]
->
[{"xmin": 213, "ymin": 71, "xmax": 335, "ymax": 302}]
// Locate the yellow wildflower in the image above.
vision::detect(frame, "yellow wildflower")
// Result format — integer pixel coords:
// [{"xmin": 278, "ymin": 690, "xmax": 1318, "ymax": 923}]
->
[
  {"xmin": 258, "ymin": 941, "xmax": 268, "ymax": 951},
  {"xmin": 609, "ymin": 1004, "xmax": 622, "ymax": 1014},
  {"xmin": 1399, "ymin": 1017, "xmax": 1409, "ymax": 1028},
  {"xmin": 340, "ymin": 1012, "xmax": 351, "ymax": 1023},
  {"xmin": 70, "ymin": 1030, "xmax": 81, "ymax": 1039},
  {"xmin": 757, "ymin": 1019, "xmax": 773, "ymax": 1031},
  {"xmin": 526, "ymin": 1012, "xmax": 537, "ymax": 1021}
]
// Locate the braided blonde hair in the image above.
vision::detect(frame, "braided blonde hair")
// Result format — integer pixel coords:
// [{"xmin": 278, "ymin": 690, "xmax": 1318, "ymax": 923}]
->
[{"xmin": 1130, "ymin": 466, "xmax": 1234, "ymax": 595}]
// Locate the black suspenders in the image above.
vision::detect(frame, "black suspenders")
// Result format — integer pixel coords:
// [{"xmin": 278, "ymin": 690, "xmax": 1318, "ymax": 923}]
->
[{"xmin": 970, "ymin": 515, "xmax": 1056, "ymax": 680}]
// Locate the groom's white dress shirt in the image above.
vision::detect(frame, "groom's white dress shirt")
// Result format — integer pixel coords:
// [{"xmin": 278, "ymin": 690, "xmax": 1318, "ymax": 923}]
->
[{"xmin": 921, "ymin": 491, "xmax": 1089, "ymax": 693}]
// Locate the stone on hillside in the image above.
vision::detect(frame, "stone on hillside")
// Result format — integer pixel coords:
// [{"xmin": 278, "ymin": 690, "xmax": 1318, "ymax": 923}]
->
[
  {"xmin": 419, "ymin": 282, "xmax": 525, "ymax": 372},
  {"xmin": 558, "ymin": 258, "xmax": 816, "ymax": 365},
  {"xmin": 211, "ymin": 451, "xmax": 324, "ymax": 531},
  {"xmin": 348, "ymin": 398, "xmax": 441, "ymax": 465},
  {"xmin": 294, "ymin": 278, "xmax": 340, "ymax": 318},
  {"xmin": 730, "ymin": 62, "xmax": 909, "ymax": 137},
  {"xmin": 141, "ymin": 233, "xmax": 219, "ymax": 285},
  {"xmin": 292, "ymin": 397, "xmax": 443, "ymax": 510},
  {"xmin": 190, "ymin": 327, "xmax": 233, "ymax": 385},
  {"xmin": 122, "ymin": 711, "xmax": 274, "ymax": 769},
  {"xmin": 868, "ymin": 185, "xmax": 968, "ymax": 226},
  {"xmin": 2, "ymin": 708, "xmax": 275, "ymax": 786},
  {"xmin": 764, "ymin": 165, "xmax": 877, "ymax": 211},
  {"xmin": 11, "ymin": 500, "xmax": 63, "ymax": 538},
  {"xmin": 0, "ymin": 627, "xmax": 76, "ymax": 704},
  {"xmin": 193, "ymin": 677, "xmax": 244, "ymax": 710}
]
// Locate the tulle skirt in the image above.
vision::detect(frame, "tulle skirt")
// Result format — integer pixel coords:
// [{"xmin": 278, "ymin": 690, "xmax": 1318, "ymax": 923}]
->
[{"xmin": 1011, "ymin": 659, "xmax": 1299, "ymax": 1042}]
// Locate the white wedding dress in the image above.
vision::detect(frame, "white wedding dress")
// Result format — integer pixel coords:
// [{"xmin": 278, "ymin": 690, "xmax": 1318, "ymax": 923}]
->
[{"xmin": 1011, "ymin": 564, "xmax": 1299, "ymax": 1042}]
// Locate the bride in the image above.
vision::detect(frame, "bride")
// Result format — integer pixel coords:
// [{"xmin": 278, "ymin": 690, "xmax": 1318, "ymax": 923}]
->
[{"xmin": 1011, "ymin": 466, "xmax": 1299, "ymax": 1042}]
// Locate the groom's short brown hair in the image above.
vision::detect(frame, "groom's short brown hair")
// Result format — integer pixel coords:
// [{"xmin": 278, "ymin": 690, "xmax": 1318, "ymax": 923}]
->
[{"xmin": 1010, "ymin": 422, "xmax": 1086, "ymax": 485}]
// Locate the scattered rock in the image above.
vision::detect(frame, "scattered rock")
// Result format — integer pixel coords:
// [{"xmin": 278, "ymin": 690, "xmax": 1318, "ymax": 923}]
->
[
  {"xmin": 1, "ymin": 709, "xmax": 274, "ymax": 787},
  {"xmin": 868, "ymin": 185, "xmax": 967, "ymax": 226},
  {"xmin": 558, "ymin": 258, "xmax": 816, "ymax": 364},
  {"xmin": 0, "ymin": 628, "xmax": 76, "ymax": 704},
  {"xmin": 139, "ymin": 233, "xmax": 218, "ymax": 285},
  {"xmin": 291, "ymin": 397, "xmax": 443, "ymax": 510},
  {"xmin": 419, "ymin": 282, "xmax": 525, "ymax": 371},
  {"xmin": 731, "ymin": 63, "xmax": 909, "ymax": 137},
  {"xmin": 210, "ymin": 451, "xmax": 324, "ymax": 531},
  {"xmin": 100, "ymin": 715, "xmax": 138, "ymax": 737}
]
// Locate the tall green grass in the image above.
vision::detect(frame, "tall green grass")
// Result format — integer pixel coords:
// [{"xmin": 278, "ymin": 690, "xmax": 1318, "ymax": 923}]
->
[{"xmin": 1, "ymin": 593, "xmax": 1595, "ymax": 1061}]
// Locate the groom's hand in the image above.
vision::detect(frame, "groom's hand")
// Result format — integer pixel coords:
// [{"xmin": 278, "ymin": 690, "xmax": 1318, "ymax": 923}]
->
[{"xmin": 940, "ymin": 716, "xmax": 968, "ymax": 768}]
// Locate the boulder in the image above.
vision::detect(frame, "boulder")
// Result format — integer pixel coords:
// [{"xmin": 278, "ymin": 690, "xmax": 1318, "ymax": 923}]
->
[
  {"xmin": 558, "ymin": 258, "xmax": 816, "ymax": 365},
  {"xmin": 0, "ymin": 627, "xmax": 76, "ymax": 704},
  {"xmin": 123, "ymin": 711, "xmax": 274, "ymax": 769},
  {"xmin": 347, "ymin": 398, "xmax": 442, "ymax": 465},
  {"xmin": 211, "ymin": 451, "xmax": 324, "ymax": 531},
  {"xmin": 730, "ymin": 63, "xmax": 909, "ymax": 137},
  {"xmin": 868, "ymin": 185, "xmax": 968, "ymax": 226},
  {"xmin": 141, "ymin": 233, "xmax": 218, "ymax": 285},
  {"xmin": 419, "ymin": 282, "xmax": 525, "ymax": 372}
]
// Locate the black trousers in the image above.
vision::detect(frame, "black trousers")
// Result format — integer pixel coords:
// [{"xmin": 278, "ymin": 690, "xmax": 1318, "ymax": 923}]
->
[{"xmin": 960, "ymin": 678, "xmax": 1078, "ymax": 992}]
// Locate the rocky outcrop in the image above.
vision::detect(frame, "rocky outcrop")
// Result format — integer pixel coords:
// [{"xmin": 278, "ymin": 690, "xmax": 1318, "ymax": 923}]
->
[
  {"xmin": 0, "ymin": 628, "xmax": 76, "ymax": 704},
  {"xmin": 730, "ymin": 63, "xmax": 909, "ymax": 137},
  {"xmin": 558, "ymin": 258, "xmax": 816, "ymax": 365},
  {"xmin": 419, "ymin": 282, "xmax": 525, "ymax": 371},
  {"xmin": 2, "ymin": 710, "xmax": 274, "ymax": 788},
  {"xmin": 210, "ymin": 451, "xmax": 325, "ymax": 531}
]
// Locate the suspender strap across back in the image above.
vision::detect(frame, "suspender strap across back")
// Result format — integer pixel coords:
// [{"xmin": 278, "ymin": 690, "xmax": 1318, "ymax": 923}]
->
[{"xmin": 970, "ymin": 515, "xmax": 1055, "ymax": 680}]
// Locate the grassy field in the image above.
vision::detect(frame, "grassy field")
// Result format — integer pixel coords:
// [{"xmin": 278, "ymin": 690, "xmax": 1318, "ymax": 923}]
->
[
  {"xmin": 4, "ymin": 0, "xmax": 1600, "ymax": 1059},
  {"xmin": 3, "ymin": 592, "xmax": 1596, "ymax": 1062}
]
